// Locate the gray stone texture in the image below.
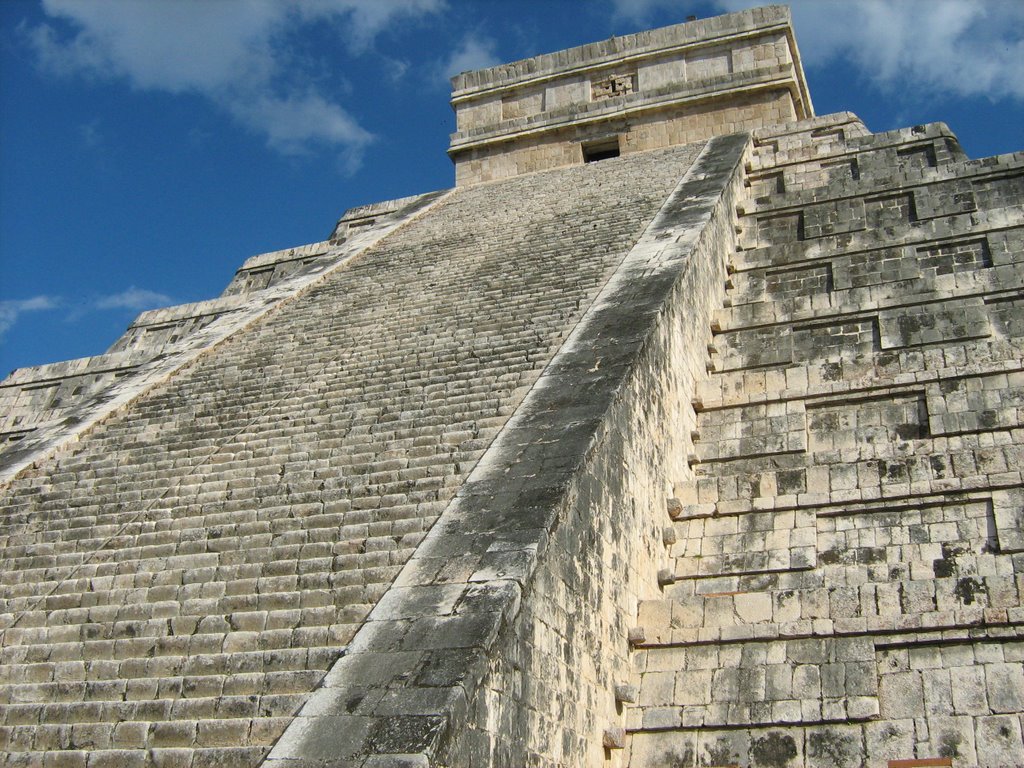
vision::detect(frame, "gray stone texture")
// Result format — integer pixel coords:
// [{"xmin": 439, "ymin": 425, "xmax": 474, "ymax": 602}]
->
[{"xmin": 628, "ymin": 110, "xmax": 1024, "ymax": 766}]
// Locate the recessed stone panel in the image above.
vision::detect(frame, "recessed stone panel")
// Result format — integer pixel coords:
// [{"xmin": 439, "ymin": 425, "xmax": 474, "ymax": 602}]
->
[
  {"xmin": 802, "ymin": 199, "xmax": 866, "ymax": 239},
  {"xmin": 926, "ymin": 373, "xmax": 1024, "ymax": 435},
  {"xmin": 806, "ymin": 392, "xmax": 928, "ymax": 454},
  {"xmin": 791, "ymin": 318, "xmax": 879, "ymax": 363},
  {"xmin": 878, "ymin": 303, "xmax": 990, "ymax": 349},
  {"xmin": 865, "ymin": 193, "xmax": 918, "ymax": 231}
]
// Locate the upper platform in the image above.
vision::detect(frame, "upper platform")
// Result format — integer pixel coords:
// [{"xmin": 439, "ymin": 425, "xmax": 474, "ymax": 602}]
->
[{"xmin": 448, "ymin": 5, "xmax": 812, "ymax": 185}]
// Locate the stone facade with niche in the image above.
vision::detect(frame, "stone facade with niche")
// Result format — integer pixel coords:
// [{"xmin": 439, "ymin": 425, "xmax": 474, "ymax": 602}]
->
[{"xmin": 449, "ymin": 5, "xmax": 810, "ymax": 185}]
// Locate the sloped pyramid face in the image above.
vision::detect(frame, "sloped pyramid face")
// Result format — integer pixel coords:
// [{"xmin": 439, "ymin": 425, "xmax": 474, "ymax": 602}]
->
[
  {"xmin": 2, "ymin": 6, "xmax": 1023, "ymax": 768},
  {"xmin": 0, "ymin": 140, "xmax": 710, "ymax": 764}
]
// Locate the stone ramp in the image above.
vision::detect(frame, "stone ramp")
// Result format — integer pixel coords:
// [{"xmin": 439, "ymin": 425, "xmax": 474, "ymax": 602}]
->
[
  {"xmin": 0, "ymin": 144, "xmax": 702, "ymax": 766},
  {"xmin": 624, "ymin": 116, "xmax": 1024, "ymax": 767}
]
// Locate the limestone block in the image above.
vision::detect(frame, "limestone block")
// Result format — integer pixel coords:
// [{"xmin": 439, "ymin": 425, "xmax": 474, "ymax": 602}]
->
[{"xmin": 992, "ymin": 489, "xmax": 1024, "ymax": 553}]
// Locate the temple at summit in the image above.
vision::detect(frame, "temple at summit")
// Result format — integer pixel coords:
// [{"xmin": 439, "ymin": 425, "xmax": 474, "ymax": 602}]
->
[{"xmin": 1, "ymin": 5, "xmax": 1023, "ymax": 766}]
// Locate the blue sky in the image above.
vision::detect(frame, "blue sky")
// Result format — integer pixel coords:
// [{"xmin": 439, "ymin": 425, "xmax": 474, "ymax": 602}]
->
[{"xmin": 1, "ymin": 0, "xmax": 1022, "ymax": 376}]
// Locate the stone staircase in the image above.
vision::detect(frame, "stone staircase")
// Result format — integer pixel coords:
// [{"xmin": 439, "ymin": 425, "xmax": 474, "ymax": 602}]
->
[
  {"xmin": 0, "ymin": 192, "xmax": 444, "ymax": 485},
  {"xmin": 0, "ymin": 145, "xmax": 705, "ymax": 767},
  {"xmin": 617, "ymin": 115, "xmax": 1024, "ymax": 767}
]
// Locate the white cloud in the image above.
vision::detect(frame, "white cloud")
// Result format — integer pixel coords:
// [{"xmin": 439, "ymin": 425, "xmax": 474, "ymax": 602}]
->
[
  {"xmin": 785, "ymin": 0, "xmax": 1024, "ymax": 102},
  {"xmin": 610, "ymin": 0, "xmax": 1024, "ymax": 102},
  {"xmin": 93, "ymin": 287, "xmax": 173, "ymax": 312},
  {"xmin": 30, "ymin": 0, "xmax": 281, "ymax": 93},
  {"xmin": 442, "ymin": 34, "xmax": 501, "ymax": 81},
  {"xmin": 229, "ymin": 91, "xmax": 374, "ymax": 169},
  {"xmin": 303, "ymin": 0, "xmax": 448, "ymax": 53},
  {"xmin": 26, "ymin": 0, "xmax": 447, "ymax": 169},
  {"xmin": 0, "ymin": 296, "xmax": 60, "ymax": 340}
]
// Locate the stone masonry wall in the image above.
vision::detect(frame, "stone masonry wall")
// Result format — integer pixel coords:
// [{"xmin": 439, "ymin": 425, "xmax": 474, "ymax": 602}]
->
[
  {"xmin": 625, "ymin": 114, "xmax": 1024, "ymax": 767},
  {"xmin": 453, "ymin": 89, "xmax": 794, "ymax": 187}
]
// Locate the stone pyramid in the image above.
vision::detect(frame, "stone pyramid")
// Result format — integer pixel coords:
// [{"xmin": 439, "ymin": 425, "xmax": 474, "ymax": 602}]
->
[{"xmin": 2, "ymin": 6, "xmax": 1022, "ymax": 767}]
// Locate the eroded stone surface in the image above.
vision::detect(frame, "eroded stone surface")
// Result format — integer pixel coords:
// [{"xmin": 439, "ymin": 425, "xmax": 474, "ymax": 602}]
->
[{"xmin": 627, "ymin": 113, "xmax": 1024, "ymax": 767}]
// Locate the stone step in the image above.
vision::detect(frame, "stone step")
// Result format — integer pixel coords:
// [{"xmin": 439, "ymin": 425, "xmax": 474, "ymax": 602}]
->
[
  {"xmin": 741, "ymin": 149, "xmax": 1008, "ymax": 217},
  {"xmin": 686, "ymin": 445, "xmax": 1023, "ymax": 514},
  {"xmin": 1, "ymin": 692, "xmax": 304, "ymax": 721},
  {"xmin": 738, "ymin": 178, "xmax": 1023, "ymax": 253},
  {"xmin": 0, "ymin": 670, "xmax": 322, "ymax": 706},
  {"xmin": 731, "ymin": 208, "xmax": 1024, "ymax": 278},
  {"xmin": 694, "ymin": 339, "xmax": 1024, "ymax": 413},
  {"xmin": 626, "ymin": 632, "xmax": 1024, "ymax": 766},
  {"xmin": 0, "ymin": 604, "xmax": 373, "ymax": 645},
  {"xmin": 2, "ymin": 747, "xmax": 269, "ymax": 768},
  {"xmin": 749, "ymin": 121, "xmax": 960, "ymax": 169},
  {"xmin": 627, "ymin": 636, "xmax": 879, "ymax": 732},
  {"xmin": 0, "ymin": 612, "xmax": 361, "ymax": 656},
  {"xmin": 726, "ymin": 241, "xmax": 1023, "ymax": 314},
  {"xmin": 0, "ymin": 646, "xmax": 340, "ymax": 686},
  {"xmin": 0, "ymin": 717, "xmax": 289, "ymax": 751},
  {"xmin": 0, "ymin": 535, "xmax": 420, "ymax": 584}
]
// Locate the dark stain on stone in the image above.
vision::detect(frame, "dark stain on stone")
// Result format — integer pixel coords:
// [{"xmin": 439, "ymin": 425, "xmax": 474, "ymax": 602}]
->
[
  {"xmin": 663, "ymin": 745, "xmax": 696, "ymax": 767},
  {"xmin": 345, "ymin": 694, "xmax": 364, "ymax": 713},
  {"xmin": 366, "ymin": 714, "xmax": 446, "ymax": 753},
  {"xmin": 819, "ymin": 547, "xmax": 846, "ymax": 565},
  {"xmin": 808, "ymin": 729, "xmax": 857, "ymax": 767},
  {"xmin": 750, "ymin": 732, "xmax": 798, "ymax": 767},
  {"xmin": 777, "ymin": 469, "xmax": 806, "ymax": 494},
  {"xmin": 933, "ymin": 541, "xmax": 972, "ymax": 579},
  {"xmin": 942, "ymin": 542, "xmax": 968, "ymax": 558},
  {"xmin": 978, "ymin": 409, "xmax": 998, "ymax": 429},
  {"xmin": 878, "ymin": 460, "xmax": 907, "ymax": 482},
  {"xmin": 939, "ymin": 730, "xmax": 962, "ymax": 758},
  {"xmin": 821, "ymin": 361, "xmax": 842, "ymax": 382},
  {"xmin": 858, "ymin": 546, "xmax": 886, "ymax": 564},
  {"xmin": 895, "ymin": 422, "xmax": 923, "ymax": 440},
  {"xmin": 704, "ymin": 740, "xmax": 738, "ymax": 766},
  {"xmin": 954, "ymin": 576, "xmax": 984, "ymax": 605}
]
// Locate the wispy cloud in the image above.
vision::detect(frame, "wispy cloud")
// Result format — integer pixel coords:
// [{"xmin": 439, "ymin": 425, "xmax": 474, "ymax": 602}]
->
[
  {"xmin": 440, "ymin": 33, "xmax": 501, "ymax": 83},
  {"xmin": 610, "ymin": 0, "xmax": 1024, "ymax": 102},
  {"xmin": 93, "ymin": 287, "xmax": 173, "ymax": 312},
  {"xmin": 0, "ymin": 287, "xmax": 171, "ymax": 342},
  {"xmin": 608, "ymin": 0, "xmax": 678, "ymax": 20},
  {"xmin": 79, "ymin": 118, "xmax": 102, "ymax": 149},
  {"xmin": 25, "ymin": 0, "xmax": 447, "ymax": 171},
  {"xmin": 0, "ymin": 296, "xmax": 60, "ymax": 341}
]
